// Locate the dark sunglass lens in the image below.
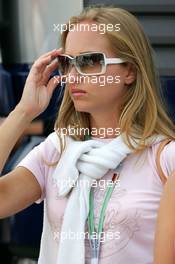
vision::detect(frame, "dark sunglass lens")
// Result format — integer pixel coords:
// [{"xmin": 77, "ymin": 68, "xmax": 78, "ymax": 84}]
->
[{"xmin": 77, "ymin": 53, "xmax": 104, "ymax": 74}]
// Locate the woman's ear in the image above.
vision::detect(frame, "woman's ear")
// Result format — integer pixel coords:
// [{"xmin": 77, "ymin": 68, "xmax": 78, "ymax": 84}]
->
[{"xmin": 124, "ymin": 63, "xmax": 136, "ymax": 85}]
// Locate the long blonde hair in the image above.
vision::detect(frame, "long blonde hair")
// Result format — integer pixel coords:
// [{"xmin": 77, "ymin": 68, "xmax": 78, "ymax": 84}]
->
[{"xmin": 54, "ymin": 5, "xmax": 175, "ymax": 157}]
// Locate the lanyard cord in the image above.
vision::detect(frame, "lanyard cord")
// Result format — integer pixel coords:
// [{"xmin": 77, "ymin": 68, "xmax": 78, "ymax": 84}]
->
[{"xmin": 88, "ymin": 173, "xmax": 118, "ymax": 238}]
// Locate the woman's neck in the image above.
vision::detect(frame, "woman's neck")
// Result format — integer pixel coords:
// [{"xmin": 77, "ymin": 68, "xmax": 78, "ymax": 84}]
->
[{"xmin": 89, "ymin": 112, "xmax": 121, "ymax": 139}]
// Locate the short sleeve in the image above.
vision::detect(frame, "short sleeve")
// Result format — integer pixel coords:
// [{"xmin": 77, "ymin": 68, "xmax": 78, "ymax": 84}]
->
[
  {"xmin": 16, "ymin": 132, "xmax": 59, "ymax": 204},
  {"xmin": 160, "ymin": 140, "xmax": 175, "ymax": 178}
]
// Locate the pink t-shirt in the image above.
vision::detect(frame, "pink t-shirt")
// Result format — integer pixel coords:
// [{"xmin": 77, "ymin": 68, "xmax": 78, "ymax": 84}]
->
[{"xmin": 17, "ymin": 132, "xmax": 175, "ymax": 264}]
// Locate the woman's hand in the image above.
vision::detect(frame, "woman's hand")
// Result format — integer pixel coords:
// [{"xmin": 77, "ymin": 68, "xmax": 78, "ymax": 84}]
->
[{"xmin": 17, "ymin": 48, "xmax": 62, "ymax": 121}]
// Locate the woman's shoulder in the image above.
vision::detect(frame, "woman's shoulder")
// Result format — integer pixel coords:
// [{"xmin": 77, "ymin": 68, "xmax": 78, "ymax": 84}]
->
[
  {"xmin": 154, "ymin": 139, "xmax": 175, "ymax": 158},
  {"xmin": 25, "ymin": 132, "xmax": 62, "ymax": 165},
  {"xmin": 152, "ymin": 139, "xmax": 175, "ymax": 177},
  {"xmin": 46, "ymin": 132, "xmax": 60, "ymax": 150},
  {"xmin": 160, "ymin": 139, "xmax": 175, "ymax": 165},
  {"xmin": 41, "ymin": 131, "xmax": 74, "ymax": 157},
  {"xmin": 39, "ymin": 132, "xmax": 63, "ymax": 159}
]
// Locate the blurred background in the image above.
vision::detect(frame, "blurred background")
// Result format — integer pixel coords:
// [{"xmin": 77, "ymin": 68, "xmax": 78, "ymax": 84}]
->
[{"xmin": 0, "ymin": 0, "xmax": 174, "ymax": 263}]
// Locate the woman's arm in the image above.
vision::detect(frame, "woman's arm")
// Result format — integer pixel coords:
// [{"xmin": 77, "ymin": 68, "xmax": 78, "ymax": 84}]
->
[
  {"xmin": 0, "ymin": 167, "xmax": 42, "ymax": 218},
  {"xmin": 0, "ymin": 107, "xmax": 33, "ymax": 171},
  {"xmin": 0, "ymin": 117, "xmax": 44, "ymax": 152},
  {"xmin": 154, "ymin": 171, "xmax": 175, "ymax": 264},
  {"xmin": 0, "ymin": 49, "xmax": 62, "ymax": 218},
  {"xmin": 0, "ymin": 49, "xmax": 61, "ymax": 172}
]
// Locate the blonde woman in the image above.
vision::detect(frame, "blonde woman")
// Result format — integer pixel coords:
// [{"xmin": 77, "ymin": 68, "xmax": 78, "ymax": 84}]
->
[{"xmin": 0, "ymin": 6, "xmax": 175, "ymax": 264}]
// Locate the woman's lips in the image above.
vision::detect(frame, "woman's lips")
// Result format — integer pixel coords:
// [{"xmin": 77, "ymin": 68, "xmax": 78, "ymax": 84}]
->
[{"xmin": 71, "ymin": 89, "xmax": 87, "ymax": 97}]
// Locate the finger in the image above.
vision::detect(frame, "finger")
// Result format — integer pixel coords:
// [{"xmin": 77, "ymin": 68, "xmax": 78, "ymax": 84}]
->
[
  {"xmin": 40, "ymin": 48, "xmax": 63, "ymax": 59},
  {"xmin": 33, "ymin": 50, "xmax": 62, "ymax": 74},
  {"xmin": 32, "ymin": 48, "xmax": 62, "ymax": 69},
  {"xmin": 40, "ymin": 49, "xmax": 57, "ymax": 59},
  {"xmin": 30, "ymin": 56, "xmax": 53, "ymax": 76},
  {"xmin": 42, "ymin": 59, "xmax": 59, "ymax": 84},
  {"xmin": 29, "ymin": 49, "xmax": 63, "ymax": 79},
  {"xmin": 47, "ymin": 49, "xmax": 63, "ymax": 63},
  {"xmin": 47, "ymin": 75, "xmax": 61, "ymax": 97}
]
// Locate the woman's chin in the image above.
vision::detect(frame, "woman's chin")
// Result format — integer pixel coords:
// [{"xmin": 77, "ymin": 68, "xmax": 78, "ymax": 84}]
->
[
  {"xmin": 73, "ymin": 102, "xmax": 90, "ymax": 113},
  {"xmin": 74, "ymin": 107, "xmax": 89, "ymax": 113},
  {"xmin": 74, "ymin": 105, "xmax": 91, "ymax": 113}
]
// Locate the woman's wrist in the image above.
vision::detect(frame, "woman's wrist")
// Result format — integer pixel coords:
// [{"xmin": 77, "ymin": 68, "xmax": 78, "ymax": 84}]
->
[
  {"xmin": 0, "ymin": 106, "xmax": 33, "ymax": 172},
  {"xmin": 14, "ymin": 104, "xmax": 35, "ymax": 124}
]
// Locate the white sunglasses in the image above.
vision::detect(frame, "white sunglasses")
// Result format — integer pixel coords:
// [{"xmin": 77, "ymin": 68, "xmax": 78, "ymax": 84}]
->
[{"xmin": 57, "ymin": 52, "xmax": 126, "ymax": 76}]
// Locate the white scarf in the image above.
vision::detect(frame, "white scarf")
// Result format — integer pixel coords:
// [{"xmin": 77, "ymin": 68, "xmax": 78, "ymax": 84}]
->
[{"xmin": 50, "ymin": 132, "xmax": 165, "ymax": 264}]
